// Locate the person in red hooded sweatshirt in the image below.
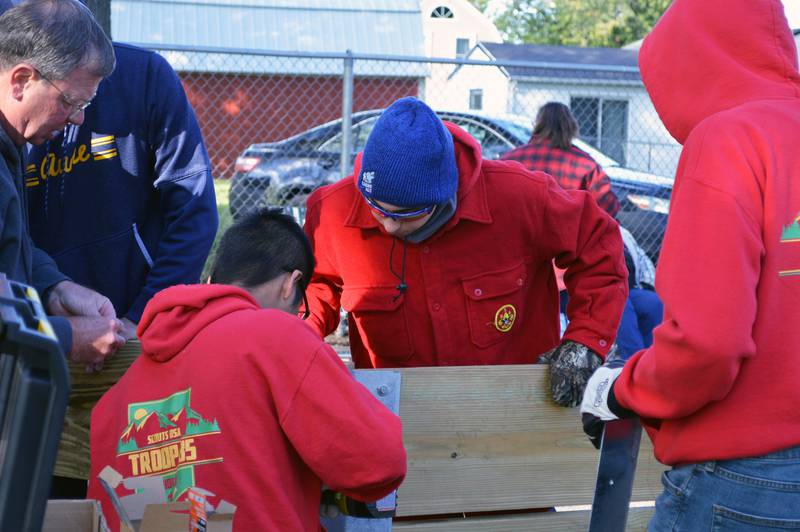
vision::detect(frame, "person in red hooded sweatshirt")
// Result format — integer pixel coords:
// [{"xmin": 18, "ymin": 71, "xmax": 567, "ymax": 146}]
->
[
  {"xmin": 88, "ymin": 209, "xmax": 406, "ymax": 531},
  {"xmin": 580, "ymin": 0, "xmax": 800, "ymax": 527},
  {"xmin": 304, "ymin": 96, "xmax": 628, "ymax": 407}
]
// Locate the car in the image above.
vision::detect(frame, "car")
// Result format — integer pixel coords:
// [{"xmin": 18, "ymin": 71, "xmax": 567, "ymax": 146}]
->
[{"xmin": 229, "ymin": 109, "xmax": 673, "ymax": 261}]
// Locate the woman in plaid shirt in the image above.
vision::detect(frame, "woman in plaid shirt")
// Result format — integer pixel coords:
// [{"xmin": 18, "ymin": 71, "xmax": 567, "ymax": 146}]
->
[{"xmin": 501, "ymin": 102, "xmax": 620, "ymax": 217}]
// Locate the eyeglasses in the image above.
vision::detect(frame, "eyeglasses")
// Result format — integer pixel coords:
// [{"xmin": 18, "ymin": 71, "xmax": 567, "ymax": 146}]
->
[
  {"xmin": 364, "ymin": 194, "xmax": 435, "ymax": 221},
  {"xmin": 36, "ymin": 68, "xmax": 94, "ymax": 119}
]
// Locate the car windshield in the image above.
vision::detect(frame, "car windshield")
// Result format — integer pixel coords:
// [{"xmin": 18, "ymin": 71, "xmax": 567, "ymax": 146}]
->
[
  {"xmin": 490, "ymin": 118, "xmax": 532, "ymax": 145},
  {"xmin": 571, "ymin": 138, "xmax": 619, "ymax": 168},
  {"xmin": 490, "ymin": 115, "xmax": 620, "ymax": 168}
]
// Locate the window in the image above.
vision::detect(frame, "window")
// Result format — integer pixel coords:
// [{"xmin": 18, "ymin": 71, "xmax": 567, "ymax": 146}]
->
[
  {"xmin": 570, "ymin": 97, "xmax": 629, "ymax": 164},
  {"xmin": 456, "ymin": 38, "xmax": 470, "ymax": 58},
  {"xmin": 318, "ymin": 117, "xmax": 379, "ymax": 155},
  {"xmin": 431, "ymin": 6, "xmax": 454, "ymax": 18},
  {"xmin": 444, "ymin": 116, "xmax": 514, "ymax": 160},
  {"xmin": 469, "ymin": 89, "xmax": 483, "ymax": 111}
]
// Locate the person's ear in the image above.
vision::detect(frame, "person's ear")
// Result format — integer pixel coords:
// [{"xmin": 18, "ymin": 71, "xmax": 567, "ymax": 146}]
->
[
  {"xmin": 280, "ymin": 270, "xmax": 303, "ymax": 301},
  {"xmin": 9, "ymin": 63, "xmax": 35, "ymax": 101}
]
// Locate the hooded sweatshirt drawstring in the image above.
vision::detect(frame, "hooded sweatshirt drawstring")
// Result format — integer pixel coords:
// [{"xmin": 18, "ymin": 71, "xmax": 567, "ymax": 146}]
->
[{"xmin": 389, "ymin": 237, "xmax": 407, "ymax": 302}]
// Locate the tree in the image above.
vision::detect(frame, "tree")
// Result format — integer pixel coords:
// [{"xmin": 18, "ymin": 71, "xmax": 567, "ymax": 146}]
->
[
  {"xmin": 493, "ymin": 0, "xmax": 670, "ymax": 48},
  {"xmin": 467, "ymin": 0, "xmax": 491, "ymax": 13}
]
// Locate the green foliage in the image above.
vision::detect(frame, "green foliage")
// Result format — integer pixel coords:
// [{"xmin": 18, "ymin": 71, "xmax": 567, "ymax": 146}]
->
[
  {"xmin": 493, "ymin": 0, "xmax": 670, "ymax": 48},
  {"xmin": 467, "ymin": 0, "xmax": 490, "ymax": 13}
]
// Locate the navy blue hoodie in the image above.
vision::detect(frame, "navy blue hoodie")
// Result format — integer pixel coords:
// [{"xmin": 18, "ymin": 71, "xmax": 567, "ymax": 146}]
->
[{"xmin": 25, "ymin": 43, "xmax": 218, "ymax": 322}]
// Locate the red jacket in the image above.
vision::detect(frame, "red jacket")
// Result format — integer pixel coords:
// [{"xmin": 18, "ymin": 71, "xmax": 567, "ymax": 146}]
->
[
  {"xmin": 87, "ymin": 284, "xmax": 406, "ymax": 531},
  {"xmin": 613, "ymin": 0, "xmax": 800, "ymax": 465},
  {"xmin": 304, "ymin": 123, "xmax": 627, "ymax": 368}
]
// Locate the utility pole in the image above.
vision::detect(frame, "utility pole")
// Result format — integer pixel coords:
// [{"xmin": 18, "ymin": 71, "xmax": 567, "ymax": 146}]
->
[{"xmin": 82, "ymin": 0, "xmax": 111, "ymax": 38}]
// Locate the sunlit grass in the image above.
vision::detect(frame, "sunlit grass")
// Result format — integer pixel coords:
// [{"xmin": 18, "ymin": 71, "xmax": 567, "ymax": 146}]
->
[{"xmin": 201, "ymin": 179, "xmax": 234, "ymax": 280}]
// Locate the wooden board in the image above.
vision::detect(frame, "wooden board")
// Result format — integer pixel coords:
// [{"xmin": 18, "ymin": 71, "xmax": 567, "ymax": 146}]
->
[
  {"xmin": 53, "ymin": 341, "xmax": 142, "ymax": 479},
  {"xmin": 392, "ymin": 365, "xmax": 663, "ymax": 517},
  {"xmin": 53, "ymin": 344, "xmax": 665, "ymax": 532},
  {"xmin": 393, "ymin": 506, "xmax": 655, "ymax": 531}
]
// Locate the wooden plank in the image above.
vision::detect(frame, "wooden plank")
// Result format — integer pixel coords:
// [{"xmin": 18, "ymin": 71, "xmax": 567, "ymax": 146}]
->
[
  {"xmin": 53, "ymin": 344, "xmax": 666, "ymax": 526},
  {"xmin": 392, "ymin": 506, "xmax": 655, "ymax": 531},
  {"xmin": 391, "ymin": 365, "xmax": 663, "ymax": 517},
  {"xmin": 54, "ymin": 341, "xmax": 142, "ymax": 479}
]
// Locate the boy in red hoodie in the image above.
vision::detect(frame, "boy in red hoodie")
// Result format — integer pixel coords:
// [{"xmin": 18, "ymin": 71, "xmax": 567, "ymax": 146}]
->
[
  {"xmin": 581, "ymin": 0, "xmax": 800, "ymax": 527},
  {"xmin": 88, "ymin": 209, "xmax": 406, "ymax": 531}
]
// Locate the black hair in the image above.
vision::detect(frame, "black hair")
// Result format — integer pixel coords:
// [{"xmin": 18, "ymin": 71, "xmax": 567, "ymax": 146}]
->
[
  {"xmin": 210, "ymin": 208, "xmax": 315, "ymax": 303},
  {"xmin": 532, "ymin": 102, "xmax": 579, "ymax": 150}
]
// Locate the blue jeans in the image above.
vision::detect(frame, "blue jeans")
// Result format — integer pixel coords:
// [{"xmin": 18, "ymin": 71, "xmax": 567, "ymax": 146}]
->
[{"xmin": 649, "ymin": 445, "xmax": 800, "ymax": 531}]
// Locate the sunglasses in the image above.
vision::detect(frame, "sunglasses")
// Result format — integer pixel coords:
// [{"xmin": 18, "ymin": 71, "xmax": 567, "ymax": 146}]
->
[{"xmin": 364, "ymin": 195, "xmax": 435, "ymax": 221}]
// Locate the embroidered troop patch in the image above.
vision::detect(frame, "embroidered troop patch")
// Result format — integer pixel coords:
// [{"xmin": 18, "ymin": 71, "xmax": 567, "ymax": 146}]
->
[{"xmin": 494, "ymin": 304, "xmax": 517, "ymax": 332}]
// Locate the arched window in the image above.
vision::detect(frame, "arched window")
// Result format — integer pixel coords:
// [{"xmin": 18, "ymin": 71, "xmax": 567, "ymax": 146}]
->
[{"xmin": 431, "ymin": 6, "xmax": 454, "ymax": 18}]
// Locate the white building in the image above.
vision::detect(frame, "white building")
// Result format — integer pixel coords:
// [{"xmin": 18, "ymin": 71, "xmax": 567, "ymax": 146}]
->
[
  {"xmin": 448, "ymin": 41, "xmax": 681, "ymax": 176},
  {"xmin": 420, "ymin": 0, "xmax": 504, "ymax": 112}
]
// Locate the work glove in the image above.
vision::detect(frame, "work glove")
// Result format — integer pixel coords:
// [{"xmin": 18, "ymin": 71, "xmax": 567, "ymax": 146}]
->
[
  {"xmin": 579, "ymin": 356, "xmax": 636, "ymax": 449},
  {"xmin": 539, "ymin": 340, "xmax": 602, "ymax": 407}
]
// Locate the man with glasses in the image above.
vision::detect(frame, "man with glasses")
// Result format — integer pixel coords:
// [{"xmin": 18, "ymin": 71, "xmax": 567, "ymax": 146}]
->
[
  {"xmin": 88, "ymin": 208, "xmax": 406, "ymax": 531},
  {"xmin": 304, "ymin": 96, "xmax": 628, "ymax": 407},
  {"xmin": 24, "ymin": 40, "xmax": 218, "ymax": 343},
  {"xmin": 0, "ymin": 0, "xmax": 124, "ymax": 367}
]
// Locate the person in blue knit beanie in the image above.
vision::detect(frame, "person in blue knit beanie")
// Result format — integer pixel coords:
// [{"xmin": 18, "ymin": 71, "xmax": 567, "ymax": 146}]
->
[
  {"xmin": 303, "ymin": 96, "xmax": 628, "ymax": 410},
  {"xmin": 357, "ymin": 97, "xmax": 459, "ymax": 243}
]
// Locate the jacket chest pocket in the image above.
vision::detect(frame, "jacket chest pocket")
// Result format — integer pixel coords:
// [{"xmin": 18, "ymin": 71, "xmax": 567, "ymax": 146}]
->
[
  {"xmin": 342, "ymin": 287, "xmax": 414, "ymax": 364},
  {"xmin": 461, "ymin": 262, "xmax": 527, "ymax": 349}
]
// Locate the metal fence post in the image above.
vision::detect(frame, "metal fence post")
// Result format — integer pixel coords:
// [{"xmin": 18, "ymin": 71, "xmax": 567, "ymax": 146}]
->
[{"xmin": 341, "ymin": 49, "xmax": 354, "ymax": 181}]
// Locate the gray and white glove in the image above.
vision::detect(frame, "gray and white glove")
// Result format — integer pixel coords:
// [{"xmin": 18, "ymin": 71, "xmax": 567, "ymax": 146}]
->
[
  {"xmin": 539, "ymin": 340, "xmax": 602, "ymax": 407},
  {"xmin": 580, "ymin": 357, "xmax": 635, "ymax": 449}
]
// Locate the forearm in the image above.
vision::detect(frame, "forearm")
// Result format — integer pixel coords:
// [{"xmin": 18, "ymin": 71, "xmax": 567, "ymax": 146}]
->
[
  {"xmin": 560, "ymin": 218, "xmax": 628, "ymax": 355},
  {"xmin": 614, "ymin": 179, "xmax": 761, "ymax": 419},
  {"xmin": 305, "ymin": 276, "xmax": 343, "ymax": 338},
  {"xmin": 30, "ymin": 246, "xmax": 68, "ymax": 296}
]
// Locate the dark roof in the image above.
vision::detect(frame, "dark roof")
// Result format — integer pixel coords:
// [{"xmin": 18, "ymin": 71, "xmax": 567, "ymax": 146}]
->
[{"xmin": 479, "ymin": 42, "xmax": 641, "ymax": 82}]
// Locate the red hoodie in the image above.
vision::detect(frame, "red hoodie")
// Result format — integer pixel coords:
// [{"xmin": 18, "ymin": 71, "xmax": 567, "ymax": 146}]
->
[
  {"xmin": 87, "ymin": 284, "xmax": 406, "ymax": 531},
  {"xmin": 613, "ymin": 0, "xmax": 800, "ymax": 465},
  {"xmin": 304, "ymin": 122, "xmax": 627, "ymax": 368}
]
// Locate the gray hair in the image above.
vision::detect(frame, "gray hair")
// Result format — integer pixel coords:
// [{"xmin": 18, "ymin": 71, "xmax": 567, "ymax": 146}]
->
[{"xmin": 0, "ymin": 0, "xmax": 114, "ymax": 80}]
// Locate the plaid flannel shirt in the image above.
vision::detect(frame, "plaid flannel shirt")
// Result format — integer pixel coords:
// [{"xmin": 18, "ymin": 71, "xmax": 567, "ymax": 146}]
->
[{"xmin": 501, "ymin": 140, "xmax": 621, "ymax": 217}]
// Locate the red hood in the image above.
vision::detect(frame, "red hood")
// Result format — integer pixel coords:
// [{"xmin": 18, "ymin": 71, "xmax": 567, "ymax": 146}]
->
[
  {"xmin": 137, "ymin": 284, "xmax": 259, "ymax": 362},
  {"xmin": 352, "ymin": 120, "xmax": 484, "ymax": 203},
  {"xmin": 639, "ymin": 0, "xmax": 800, "ymax": 144}
]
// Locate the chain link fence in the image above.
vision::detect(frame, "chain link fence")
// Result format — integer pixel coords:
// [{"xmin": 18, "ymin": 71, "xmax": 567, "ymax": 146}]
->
[{"xmin": 149, "ymin": 44, "xmax": 680, "ymax": 265}]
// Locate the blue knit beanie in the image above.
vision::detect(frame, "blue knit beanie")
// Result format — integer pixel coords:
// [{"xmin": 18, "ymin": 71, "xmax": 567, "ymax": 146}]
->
[{"xmin": 358, "ymin": 97, "xmax": 458, "ymax": 207}]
